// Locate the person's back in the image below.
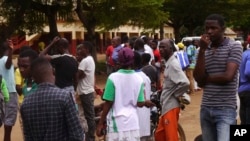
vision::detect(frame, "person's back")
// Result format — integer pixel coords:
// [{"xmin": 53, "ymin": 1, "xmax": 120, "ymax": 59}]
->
[
  {"xmin": 96, "ymin": 47, "xmax": 145, "ymax": 141},
  {"xmin": 20, "ymin": 57, "xmax": 84, "ymax": 141},
  {"xmin": 51, "ymin": 54, "xmax": 78, "ymax": 88},
  {"xmin": 21, "ymin": 84, "xmax": 81, "ymax": 140}
]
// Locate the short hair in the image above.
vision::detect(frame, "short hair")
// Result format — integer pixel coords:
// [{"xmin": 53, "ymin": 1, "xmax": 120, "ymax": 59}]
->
[
  {"xmin": 205, "ymin": 14, "xmax": 225, "ymax": 27},
  {"xmin": 128, "ymin": 36, "xmax": 138, "ymax": 48},
  {"xmin": 31, "ymin": 57, "xmax": 53, "ymax": 83},
  {"xmin": 82, "ymin": 41, "xmax": 93, "ymax": 53},
  {"xmin": 19, "ymin": 49, "xmax": 38, "ymax": 61},
  {"xmin": 141, "ymin": 53, "xmax": 151, "ymax": 63},
  {"xmin": 55, "ymin": 38, "xmax": 69, "ymax": 49},
  {"xmin": 134, "ymin": 38, "xmax": 144, "ymax": 50}
]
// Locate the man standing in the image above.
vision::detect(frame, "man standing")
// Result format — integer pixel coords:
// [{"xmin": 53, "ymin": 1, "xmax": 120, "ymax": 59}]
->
[
  {"xmin": 40, "ymin": 36, "xmax": 78, "ymax": 94},
  {"xmin": 155, "ymin": 39, "xmax": 189, "ymax": 141},
  {"xmin": 76, "ymin": 41, "xmax": 96, "ymax": 141},
  {"xmin": 194, "ymin": 14, "xmax": 242, "ymax": 141},
  {"xmin": 0, "ymin": 40, "xmax": 18, "ymax": 141},
  {"xmin": 20, "ymin": 57, "xmax": 84, "ymax": 141}
]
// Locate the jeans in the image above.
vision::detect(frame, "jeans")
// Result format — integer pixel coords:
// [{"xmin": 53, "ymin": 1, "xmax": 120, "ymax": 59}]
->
[
  {"xmin": 239, "ymin": 91, "xmax": 250, "ymax": 124},
  {"xmin": 200, "ymin": 106, "xmax": 236, "ymax": 141},
  {"xmin": 80, "ymin": 93, "xmax": 95, "ymax": 141}
]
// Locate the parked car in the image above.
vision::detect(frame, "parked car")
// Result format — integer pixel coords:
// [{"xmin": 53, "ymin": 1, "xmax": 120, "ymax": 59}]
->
[{"xmin": 181, "ymin": 36, "xmax": 201, "ymax": 43}]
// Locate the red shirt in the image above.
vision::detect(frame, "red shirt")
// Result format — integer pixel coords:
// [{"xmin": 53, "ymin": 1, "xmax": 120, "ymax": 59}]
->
[
  {"xmin": 153, "ymin": 49, "xmax": 161, "ymax": 63},
  {"xmin": 106, "ymin": 45, "xmax": 114, "ymax": 66}
]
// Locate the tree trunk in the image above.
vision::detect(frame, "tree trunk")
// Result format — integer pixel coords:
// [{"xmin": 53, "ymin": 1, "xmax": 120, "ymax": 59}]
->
[
  {"xmin": 75, "ymin": 0, "xmax": 97, "ymax": 62},
  {"xmin": 159, "ymin": 23, "xmax": 164, "ymax": 40},
  {"xmin": 46, "ymin": 7, "xmax": 59, "ymax": 39},
  {"xmin": 85, "ymin": 26, "xmax": 97, "ymax": 62},
  {"xmin": 0, "ymin": 1, "xmax": 27, "ymax": 43},
  {"xmin": 173, "ymin": 26, "xmax": 181, "ymax": 43}
]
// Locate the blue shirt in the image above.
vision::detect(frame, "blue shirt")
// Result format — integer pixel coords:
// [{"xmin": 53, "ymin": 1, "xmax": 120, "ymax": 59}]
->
[
  {"xmin": 239, "ymin": 49, "xmax": 250, "ymax": 93},
  {"xmin": 0, "ymin": 56, "xmax": 16, "ymax": 93}
]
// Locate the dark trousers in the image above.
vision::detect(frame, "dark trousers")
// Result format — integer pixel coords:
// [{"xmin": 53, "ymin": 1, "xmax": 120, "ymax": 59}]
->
[
  {"xmin": 239, "ymin": 91, "xmax": 250, "ymax": 124},
  {"xmin": 80, "ymin": 93, "xmax": 95, "ymax": 141}
]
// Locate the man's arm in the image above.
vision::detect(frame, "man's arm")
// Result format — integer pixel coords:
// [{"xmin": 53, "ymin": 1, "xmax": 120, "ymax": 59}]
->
[
  {"xmin": 206, "ymin": 62, "xmax": 239, "ymax": 84},
  {"xmin": 193, "ymin": 35, "xmax": 209, "ymax": 87},
  {"xmin": 39, "ymin": 36, "xmax": 60, "ymax": 59},
  {"xmin": 5, "ymin": 40, "xmax": 13, "ymax": 69},
  {"xmin": 96, "ymin": 100, "xmax": 113, "ymax": 137}
]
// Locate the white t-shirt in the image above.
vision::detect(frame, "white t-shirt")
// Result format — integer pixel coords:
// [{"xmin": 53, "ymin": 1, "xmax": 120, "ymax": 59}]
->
[
  {"xmin": 144, "ymin": 44, "xmax": 155, "ymax": 64},
  {"xmin": 77, "ymin": 56, "xmax": 95, "ymax": 94},
  {"xmin": 136, "ymin": 71, "xmax": 151, "ymax": 137},
  {"xmin": 103, "ymin": 69, "xmax": 144, "ymax": 132}
]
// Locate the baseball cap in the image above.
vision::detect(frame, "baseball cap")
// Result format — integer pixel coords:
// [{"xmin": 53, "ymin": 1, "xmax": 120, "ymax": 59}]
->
[
  {"xmin": 118, "ymin": 47, "xmax": 134, "ymax": 67},
  {"xmin": 177, "ymin": 42, "xmax": 185, "ymax": 49}
]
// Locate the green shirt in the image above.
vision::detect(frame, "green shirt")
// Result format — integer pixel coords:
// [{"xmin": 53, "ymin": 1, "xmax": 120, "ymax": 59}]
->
[
  {"xmin": 1, "ymin": 78, "xmax": 9, "ymax": 102},
  {"xmin": 22, "ymin": 79, "xmax": 38, "ymax": 97}
]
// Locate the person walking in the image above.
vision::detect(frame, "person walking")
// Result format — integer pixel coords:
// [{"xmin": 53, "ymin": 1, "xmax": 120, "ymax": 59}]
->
[
  {"xmin": 194, "ymin": 14, "xmax": 242, "ymax": 141},
  {"xmin": 96, "ymin": 47, "xmax": 145, "ymax": 141},
  {"xmin": 154, "ymin": 39, "xmax": 189, "ymax": 141},
  {"xmin": 20, "ymin": 57, "xmax": 84, "ymax": 141}
]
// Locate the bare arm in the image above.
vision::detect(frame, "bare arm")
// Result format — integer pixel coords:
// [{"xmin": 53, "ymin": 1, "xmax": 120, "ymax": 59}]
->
[
  {"xmin": 5, "ymin": 40, "xmax": 13, "ymax": 69},
  {"xmin": 96, "ymin": 101, "xmax": 113, "ymax": 137},
  {"xmin": 193, "ymin": 35, "xmax": 209, "ymax": 87},
  {"xmin": 39, "ymin": 36, "xmax": 60, "ymax": 58}
]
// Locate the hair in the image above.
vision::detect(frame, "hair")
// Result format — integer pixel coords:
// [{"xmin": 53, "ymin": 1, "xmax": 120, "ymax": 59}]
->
[
  {"xmin": 19, "ymin": 49, "xmax": 38, "ymax": 61},
  {"xmin": 133, "ymin": 51, "xmax": 142, "ymax": 69},
  {"xmin": 152, "ymin": 39, "xmax": 158, "ymax": 45},
  {"xmin": 141, "ymin": 35, "xmax": 149, "ymax": 44},
  {"xmin": 205, "ymin": 14, "xmax": 225, "ymax": 27},
  {"xmin": 56, "ymin": 38, "xmax": 69, "ymax": 49},
  {"xmin": 141, "ymin": 53, "xmax": 151, "ymax": 64},
  {"xmin": 128, "ymin": 36, "xmax": 138, "ymax": 49},
  {"xmin": 82, "ymin": 41, "xmax": 93, "ymax": 53},
  {"xmin": 31, "ymin": 57, "xmax": 53, "ymax": 83},
  {"xmin": 134, "ymin": 38, "xmax": 144, "ymax": 50}
]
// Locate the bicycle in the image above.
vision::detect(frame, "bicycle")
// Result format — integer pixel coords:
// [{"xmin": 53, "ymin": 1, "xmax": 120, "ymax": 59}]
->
[{"xmin": 150, "ymin": 90, "xmax": 187, "ymax": 141}]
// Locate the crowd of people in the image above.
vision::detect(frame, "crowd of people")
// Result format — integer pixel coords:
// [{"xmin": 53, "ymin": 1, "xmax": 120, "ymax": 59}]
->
[{"xmin": 0, "ymin": 13, "xmax": 249, "ymax": 141}]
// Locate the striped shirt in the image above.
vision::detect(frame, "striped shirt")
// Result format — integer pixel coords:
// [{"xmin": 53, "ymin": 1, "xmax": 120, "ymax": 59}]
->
[{"xmin": 202, "ymin": 38, "xmax": 242, "ymax": 108}]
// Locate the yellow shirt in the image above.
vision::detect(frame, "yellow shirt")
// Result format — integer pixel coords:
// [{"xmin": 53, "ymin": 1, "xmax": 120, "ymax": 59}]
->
[{"xmin": 15, "ymin": 68, "xmax": 24, "ymax": 104}]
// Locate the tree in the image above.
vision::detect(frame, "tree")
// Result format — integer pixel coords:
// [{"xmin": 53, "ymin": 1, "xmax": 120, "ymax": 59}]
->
[
  {"xmin": 75, "ymin": 0, "xmax": 167, "ymax": 61},
  {"xmin": 0, "ymin": 0, "xmax": 29, "ymax": 43}
]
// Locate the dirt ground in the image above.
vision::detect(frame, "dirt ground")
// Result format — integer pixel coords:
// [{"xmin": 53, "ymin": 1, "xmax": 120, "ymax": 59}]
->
[{"xmin": 0, "ymin": 54, "xmax": 203, "ymax": 141}]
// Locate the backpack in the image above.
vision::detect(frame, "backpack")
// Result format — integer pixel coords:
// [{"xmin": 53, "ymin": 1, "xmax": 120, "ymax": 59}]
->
[
  {"xmin": 176, "ymin": 51, "xmax": 190, "ymax": 70},
  {"xmin": 0, "ymin": 75, "xmax": 5, "ymax": 127}
]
